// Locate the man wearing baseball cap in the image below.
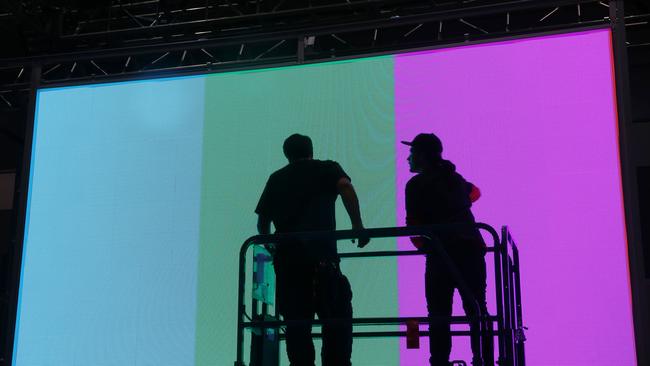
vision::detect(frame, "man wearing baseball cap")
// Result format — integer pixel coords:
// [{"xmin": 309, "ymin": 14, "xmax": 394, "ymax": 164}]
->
[{"xmin": 402, "ymin": 133, "xmax": 492, "ymax": 366}]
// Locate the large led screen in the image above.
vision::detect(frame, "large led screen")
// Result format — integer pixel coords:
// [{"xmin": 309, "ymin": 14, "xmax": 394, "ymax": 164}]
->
[{"xmin": 15, "ymin": 28, "xmax": 635, "ymax": 365}]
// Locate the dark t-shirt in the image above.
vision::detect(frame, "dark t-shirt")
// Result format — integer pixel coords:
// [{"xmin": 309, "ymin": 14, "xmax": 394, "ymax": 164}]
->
[
  {"xmin": 405, "ymin": 160, "xmax": 484, "ymax": 248},
  {"xmin": 255, "ymin": 159, "xmax": 350, "ymax": 262}
]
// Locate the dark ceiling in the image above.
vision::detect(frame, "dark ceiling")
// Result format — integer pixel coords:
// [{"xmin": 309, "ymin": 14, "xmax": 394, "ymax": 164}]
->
[
  {"xmin": 0, "ymin": 0, "xmax": 648, "ymax": 58},
  {"xmin": 1, "ymin": 1, "xmax": 649, "ymax": 65},
  {"xmin": 0, "ymin": 1, "xmax": 647, "ymax": 87}
]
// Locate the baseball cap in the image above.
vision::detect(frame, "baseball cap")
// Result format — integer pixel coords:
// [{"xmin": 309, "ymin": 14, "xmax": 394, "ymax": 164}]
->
[{"xmin": 401, "ymin": 133, "xmax": 443, "ymax": 156}]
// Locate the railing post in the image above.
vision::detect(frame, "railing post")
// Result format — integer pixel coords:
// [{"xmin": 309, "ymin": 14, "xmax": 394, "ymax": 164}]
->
[
  {"xmin": 511, "ymin": 237, "xmax": 526, "ymax": 366},
  {"xmin": 235, "ymin": 238, "xmax": 256, "ymax": 366},
  {"xmin": 493, "ymin": 231, "xmax": 506, "ymax": 365},
  {"xmin": 501, "ymin": 226, "xmax": 514, "ymax": 365}
]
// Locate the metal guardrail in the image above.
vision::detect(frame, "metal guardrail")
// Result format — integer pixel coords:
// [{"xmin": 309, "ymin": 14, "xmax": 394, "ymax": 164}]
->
[{"xmin": 234, "ymin": 223, "xmax": 525, "ymax": 366}]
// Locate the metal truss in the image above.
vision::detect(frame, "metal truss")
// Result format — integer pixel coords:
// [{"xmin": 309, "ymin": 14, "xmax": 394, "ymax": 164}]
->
[
  {"xmin": 0, "ymin": 0, "xmax": 648, "ymax": 95},
  {"xmin": 0, "ymin": 0, "xmax": 647, "ymax": 107}
]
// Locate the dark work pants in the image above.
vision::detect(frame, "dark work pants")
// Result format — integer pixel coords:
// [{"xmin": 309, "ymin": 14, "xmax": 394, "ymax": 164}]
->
[
  {"xmin": 274, "ymin": 261, "xmax": 353, "ymax": 366},
  {"xmin": 425, "ymin": 247, "xmax": 493, "ymax": 366}
]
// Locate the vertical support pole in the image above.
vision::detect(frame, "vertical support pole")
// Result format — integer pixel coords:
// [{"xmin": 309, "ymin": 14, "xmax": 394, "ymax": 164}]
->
[
  {"xmin": 512, "ymin": 245, "xmax": 526, "ymax": 366},
  {"xmin": 493, "ymin": 232, "xmax": 506, "ymax": 365},
  {"xmin": 609, "ymin": 1, "xmax": 647, "ymax": 365},
  {"xmin": 251, "ymin": 252, "xmax": 259, "ymax": 359},
  {"xmin": 507, "ymin": 256, "xmax": 517, "ymax": 363},
  {"xmin": 297, "ymin": 35, "xmax": 305, "ymax": 64},
  {"xmin": 236, "ymin": 241, "xmax": 251, "ymax": 366},
  {"xmin": 501, "ymin": 227, "xmax": 514, "ymax": 365},
  {"xmin": 5, "ymin": 63, "xmax": 41, "ymax": 365},
  {"xmin": 252, "ymin": 251, "xmax": 259, "ymax": 318},
  {"xmin": 250, "ymin": 248, "xmax": 260, "ymax": 366}
]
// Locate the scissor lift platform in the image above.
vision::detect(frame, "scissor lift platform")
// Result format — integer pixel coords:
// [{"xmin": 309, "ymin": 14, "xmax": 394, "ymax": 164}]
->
[{"xmin": 235, "ymin": 224, "xmax": 526, "ymax": 366}]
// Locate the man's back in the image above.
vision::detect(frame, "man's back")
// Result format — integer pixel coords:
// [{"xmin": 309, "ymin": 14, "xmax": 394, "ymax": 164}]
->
[
  {"xmin": 406, "ymin": 161, "xmax": 474, "ymax": 223},
  {"xmin": 256, "ymin": 159, "xmax": 349, "ymax": 261},
  {"xmin": 405, "ymin": 160, "xmax": 483, "ymax": 246}
]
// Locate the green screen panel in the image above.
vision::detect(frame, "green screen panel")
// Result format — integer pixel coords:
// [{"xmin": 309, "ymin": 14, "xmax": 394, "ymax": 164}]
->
[{"xmin": 196, "ymin": 56, "xmax": 398, "ymax": 365}]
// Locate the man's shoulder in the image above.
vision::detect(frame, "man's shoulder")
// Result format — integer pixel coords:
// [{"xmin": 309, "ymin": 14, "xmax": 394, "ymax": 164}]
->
[
  {"xmin": 406, "ymin": 173, "xmax": 424, "ymax": 187},
  {"xmin": 406, "ymin": 174, "xmax": 433, "ymax": 196},
  {"xmin": 267, "ymin": 165, "xmax": 292, "ymax": 183},
  {"xmin": 404, "ymin": 175, "xmax": 419, "ymax": 195},
  {"xmin": 310, "ymin": 159, "xmax": 346, "ymax": 174},
  {"xmin": 313, "ymin": 159, "xmax": 340, "ymax": 167}
]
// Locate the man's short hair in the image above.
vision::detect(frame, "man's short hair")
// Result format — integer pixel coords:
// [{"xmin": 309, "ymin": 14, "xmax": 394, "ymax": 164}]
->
[{"xmin": 283, "ymin": 134, "xmax": 313, "ymax": 162}]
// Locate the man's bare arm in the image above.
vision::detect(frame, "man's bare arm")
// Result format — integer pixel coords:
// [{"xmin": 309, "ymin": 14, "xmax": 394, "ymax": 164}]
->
[{"xmin": 337, "ymin": 177, "xmax": 370, "ymax": 248}]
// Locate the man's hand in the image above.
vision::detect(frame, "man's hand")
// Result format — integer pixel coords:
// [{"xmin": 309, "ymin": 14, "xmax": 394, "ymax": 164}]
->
[
  {"xmin": 356, "ymin": 236, "xmax": 371, "ymax": 248},
  {"xmin": 469, "ymin": 183, "xmax": 481, "ymax": 203},
  {"xmin": 353, "ymin": 223, "xmax": 370, "ymax": 248}
]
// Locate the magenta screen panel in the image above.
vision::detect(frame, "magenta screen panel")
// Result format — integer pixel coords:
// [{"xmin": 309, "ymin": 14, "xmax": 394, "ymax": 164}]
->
[{"xmin": 394, "ymin": 29, "xmax": 635, "ymax": 365}]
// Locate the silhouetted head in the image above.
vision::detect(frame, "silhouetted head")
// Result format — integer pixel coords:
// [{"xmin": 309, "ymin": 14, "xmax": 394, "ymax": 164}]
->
[
  {"xmin": 283, "ymin": 134, "xmax": 313, "ymax": 163},
  {"xmin": 401, "ymin": 133, "xmax": 443, "ymax": 173}
]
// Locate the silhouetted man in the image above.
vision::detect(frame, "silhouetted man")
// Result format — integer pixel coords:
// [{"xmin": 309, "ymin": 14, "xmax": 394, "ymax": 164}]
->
[
  {"xmin": 256, "ymin": 134, "xmax": 369, "ymax": 366},
  {"xmin": 402, "ymin": 133, "xmax": 492, "ymax": 366}
]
